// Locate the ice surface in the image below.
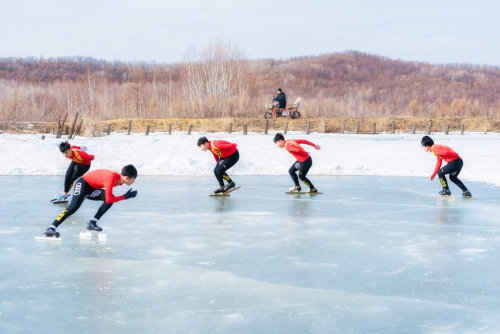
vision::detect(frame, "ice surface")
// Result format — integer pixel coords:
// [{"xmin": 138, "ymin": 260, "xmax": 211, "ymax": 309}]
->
[{"xmin": 1, "ymin": 175, "xmax": 500, "ymax": 333}]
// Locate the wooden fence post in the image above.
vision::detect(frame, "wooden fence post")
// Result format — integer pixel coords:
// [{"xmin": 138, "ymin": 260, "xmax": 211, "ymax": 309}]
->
[
  {"xmin": 426, "ymin": 120, "xmax": 432, "ymax": 135},
  {"xmin": 391, "ymin": 121, "xmax": 395, "ymax": 134},
  {"xmin": 284, "ymin": 122, "xmax": 289, "ymax": 134},
  {"xmin": 306, "ymin": 121, "xmax": 311, "ymax": 135},
  {"xmin": 355, "ymin": 121, "xmax": 360, "ymax": 134},
  {"xmin": 188, "ymin": 124, "xmax": 192, "ymax": 135},
  {"xmin": 145, "ymin": 125, "xmax": 150, "ymax": 136},
  {"xmin": 127, "ymin": 120, "xmax": 132, "ymax": 135},
  {"xmin": 69, "ymin": 113, "xmax": 78, "ymax": 139},
  {"xmin": 57, "ymin": 112, "xmax": 68, "ymax": 138},
  {"xmin": 229, "ymin": 123, "xmax": 232, "ymax": 134},
  {"xmin": 372, "ymin": 122, "xmax": 376, "ymax": 134},
  {"xmin": 412, "ymin": 125, "xmax": 416, "ymax": 134},
  {"xmin": 72, "ymin": 119, "xmax": 83, "ymax": 139},
  {"xmin": 168, "ymin": 124, "xmax": 172, "ymax": 135},
  {"xmin": 323, "ymin": 123, "xmax": 327, "ymax": 133},
  {"xmin": 341, "ymin": 123, "xmax": 345, "ymax": 134},
  {"xmin": 243, "ymin": 124, "xmax": 247, "ymax": 135},
  {"xmin": 107, "ymin": 124, "xmax": 111, "ymax": 135},
  {"xmin": 265, "ymin": 120, "xmax": 269, "ymax": 134},
  {"xmin": 57, "ymin": 115, "xmax": 61, "ymax": 137},
  {"xmin": 445, "ymin": 124, "xmax": 449, "ymax": 135},
  {"xmin": 484, "ymin": 125, "xmax": 487, "ymax": 134},
  {"xmin": 461, "ymin": 124, "xmax": 465, "ymax": 135}
]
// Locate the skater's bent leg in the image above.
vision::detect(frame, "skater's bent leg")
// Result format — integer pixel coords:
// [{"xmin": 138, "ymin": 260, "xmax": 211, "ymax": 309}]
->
[
  {"xmin": 64, "ymin": 162, "xmax": 76, "ymax": 192},
  {"xmin": 298, "ymin": 157, "xmax": 315, "ymax": 189},
  {"xmin": 214, "ymin": 165, "xmax": 225, "ymax": 187},
  {"xmin": 289, "ymin": 163, "xmax": 300, "ymax": 187},
  {"xmin": 437, "ymin": 168, "xmax": 449, "ymax": 189},
  {"xmin": 52, "ymin": 193, "xmax": 85, "ymax": 228},
  {"xmin": 222, "ymin": 173, "xmax": 233, "ymax": 184},
  {"xmin": 299, "ymin": 173, "xmax": 315, "ymax": 189},
  {"xmin": 94, "ymin": 202, "xmax": 113, "ymax": 220}
]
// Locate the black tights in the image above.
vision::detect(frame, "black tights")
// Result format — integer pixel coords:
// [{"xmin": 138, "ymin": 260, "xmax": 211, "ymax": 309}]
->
[
  {"xmin": 438, "ymin": 158, "xmax": 468, "ymax": 192},
  {"xmin": 64, "ymin": 162, "xmax": 90, "ymax": 192},
  {"xmin": 289, "ymin": 156, "xmax": 315, "ymax": 189},
  {"xmin": 52, "ymin": 178, "xmax": 112, "ymax": 228},
  {"xmin": 214, "ymin": 150, "xmax": 239, "ymax": 187}
]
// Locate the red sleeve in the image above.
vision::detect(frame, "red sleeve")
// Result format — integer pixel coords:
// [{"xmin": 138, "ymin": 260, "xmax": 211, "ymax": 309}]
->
[
  {"xmin": 78, "ymin": 150, "xmax": 94, "ymax": 163},
  {"xmin": 79, "ymin": 151, "xmax": 94, "ymax": 161},
  {"xmin": 70, "ymin": 145, "xmax": 81, "ymax": 150},
  {"xmin": 431, "ymin": 158, "xmax": 443, "ymax": 178},
  {"xmin": 294, "ymin": 139, "xmax": 316, "ymax": 147},
  {"xmin": 104, "ymin": 174, "xmax": 125, "ymax": 204}
]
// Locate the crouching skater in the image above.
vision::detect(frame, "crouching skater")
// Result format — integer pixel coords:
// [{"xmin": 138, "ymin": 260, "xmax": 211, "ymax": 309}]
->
[{"xmin": 44, "ymin": 165, "xmax": 138, "ymax": 238}]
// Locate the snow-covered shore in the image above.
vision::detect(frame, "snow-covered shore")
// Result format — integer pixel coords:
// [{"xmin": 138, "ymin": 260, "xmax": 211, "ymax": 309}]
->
[{"xmin": 1, "ymin": 131, "xmax": 499, "ymax": 186}]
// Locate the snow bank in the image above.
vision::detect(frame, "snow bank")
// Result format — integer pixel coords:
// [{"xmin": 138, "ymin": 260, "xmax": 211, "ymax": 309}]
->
[{"xmin": 1, "ymin": 131, "xmax": 499, "ymax": 186}]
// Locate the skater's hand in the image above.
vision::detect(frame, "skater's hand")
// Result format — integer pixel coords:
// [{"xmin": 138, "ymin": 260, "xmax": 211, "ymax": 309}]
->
[
  {"xmin": 430, "ymin": 175, "xmax": 435, "ymax": 181},
  {"xmin": 315, "ymin": 144, "xmax": 321, "ymax": 150},
  {"xmin": 124, "ymin": 189, "xmax": 138, "ymax": 199}
]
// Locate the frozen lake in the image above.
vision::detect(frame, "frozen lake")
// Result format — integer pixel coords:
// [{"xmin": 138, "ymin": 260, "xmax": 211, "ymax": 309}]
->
[{"xmin": 1, "ymin": 175, "xmax": 500, "ymax": 333}]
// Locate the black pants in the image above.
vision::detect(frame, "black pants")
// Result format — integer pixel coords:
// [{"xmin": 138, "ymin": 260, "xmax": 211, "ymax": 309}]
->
[
  {"xmin": 52, "ymin": 177, "xmax": 112, "ymax": 228},
  {"xmin": 289, "ymin": 156, "xmax": 315, "ymax": 189},
  {"xmin": 438, "ymin": 158, "xmax": 468, "ymax": 192},
  {"xmin": 214, "ymin": 150, "xmax": 239, "ymax": 187},
  {"xmin": 64, "ymin": 162, "xmax": 90, "ymax": 192}
]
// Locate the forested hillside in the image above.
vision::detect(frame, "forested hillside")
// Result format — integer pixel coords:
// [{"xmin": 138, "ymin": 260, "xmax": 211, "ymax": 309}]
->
[{"xmin": 1, "ymin": 49, "xmax": 499, "ymax": 122}]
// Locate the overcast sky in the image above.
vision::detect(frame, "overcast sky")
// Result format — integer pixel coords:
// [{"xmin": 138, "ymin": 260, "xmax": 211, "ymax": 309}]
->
[{"xmin": 1, "ymin": 0, "xmax": 499, "ymax": 65}]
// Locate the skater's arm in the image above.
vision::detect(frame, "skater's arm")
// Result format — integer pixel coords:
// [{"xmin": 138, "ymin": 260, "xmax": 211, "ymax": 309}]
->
[
  {"xmin": 78, "ymin": 150, "xmax": 94, "ymax": 163},
  {"xmin": 104, "ymin": 175, "xmax": 125, "ymax": 204},
  {"xmin": 294, "ymin": 139, "xmax": 320, "ymax": 150},
  {"xmin": 430, "ymin": 158, "xmax": 442, "ymax": 180}
]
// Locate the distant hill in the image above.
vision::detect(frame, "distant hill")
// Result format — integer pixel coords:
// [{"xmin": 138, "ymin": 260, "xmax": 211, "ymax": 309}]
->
[{"xmin": 1, "ymin": 51, "xmax": 499, "ymax": 121}]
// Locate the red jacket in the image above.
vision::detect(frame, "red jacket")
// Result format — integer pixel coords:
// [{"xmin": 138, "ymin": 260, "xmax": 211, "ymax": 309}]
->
[
  {"xmin": 209, "ymin": 140, "xmax": 237, "ymax": 162},
  {"xmin": 431, "ymin": 144, "xmax": 461, "ymax": 178},
  {"xmin": 82, "ymin": 169, "xmax": 125, "ymax": 204},
  {"xmin": 69, "ymin": 146, "xmax": 94, "ymax": 165},
  {"xmin": 284, "ymin": 139, "xmax": 316, "ymax": 162}
]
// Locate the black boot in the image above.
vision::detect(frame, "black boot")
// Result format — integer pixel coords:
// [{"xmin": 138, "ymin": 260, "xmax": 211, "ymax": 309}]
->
[
  {"xmin": 87, "ymin": 220, "xmax": 103, "ymax": 232},
  {"xmin": 439, "ymin": 188, "xmax": 451, "ymax": 196},
  {"xmin": 462, "ymin": 191, "xmax": 472, "ymax": 198},
  {"xmin": 44, "ymin": 227, "xmax": 60, "ymax": 238},
  {"xmin": 214, "ymin": 186, "xmax": 225, "ymax": 194},
  {"xmin": 223, "ymin": 181, "xmax": 235, "ymax": 192}
]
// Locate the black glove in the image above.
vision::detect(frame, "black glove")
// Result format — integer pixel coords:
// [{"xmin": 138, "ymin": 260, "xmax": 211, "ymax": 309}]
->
[{"xmin": 124, "ymin": 189, "xmax": 137, "ymax": 199}]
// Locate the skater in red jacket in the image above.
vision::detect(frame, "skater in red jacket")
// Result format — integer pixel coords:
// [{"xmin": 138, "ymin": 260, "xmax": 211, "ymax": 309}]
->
[
  {"xmin": 44, "ymin": 165, "xmax": 138, "ymax": 238},
  {"xmin": 421, "ymin": 136, "xmax": 472, "ymax": 197},
  {"xmin": 198, "ymin": 137, "xmax": 239, "ymax": 194},
  {"xmin": 274, "ymin": 133, "xmax": 320, "ymax": 193},
  {"xmin": 53, "ymin": 141, "xmax": 94, "ymax": 202}
]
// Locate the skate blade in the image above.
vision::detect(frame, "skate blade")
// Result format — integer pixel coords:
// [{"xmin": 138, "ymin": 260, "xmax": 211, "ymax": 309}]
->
[
  {"xmin": 286, "ymin": 191, "xmax": 323, "ymax": 194},
  {"xmin": 209, "ymin": 186, "xmax": 241, "ymax": 196},
  {"xmin": 80, "ymin": 231, "xmax": 107, "ymax": 240},
  {"xmin": 35, "ymin": 235, "xmax": 62, "ymax": 241},
  {"xmin": 436, "ymin": 195, "xmax": 456, "ymax": 201}
]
